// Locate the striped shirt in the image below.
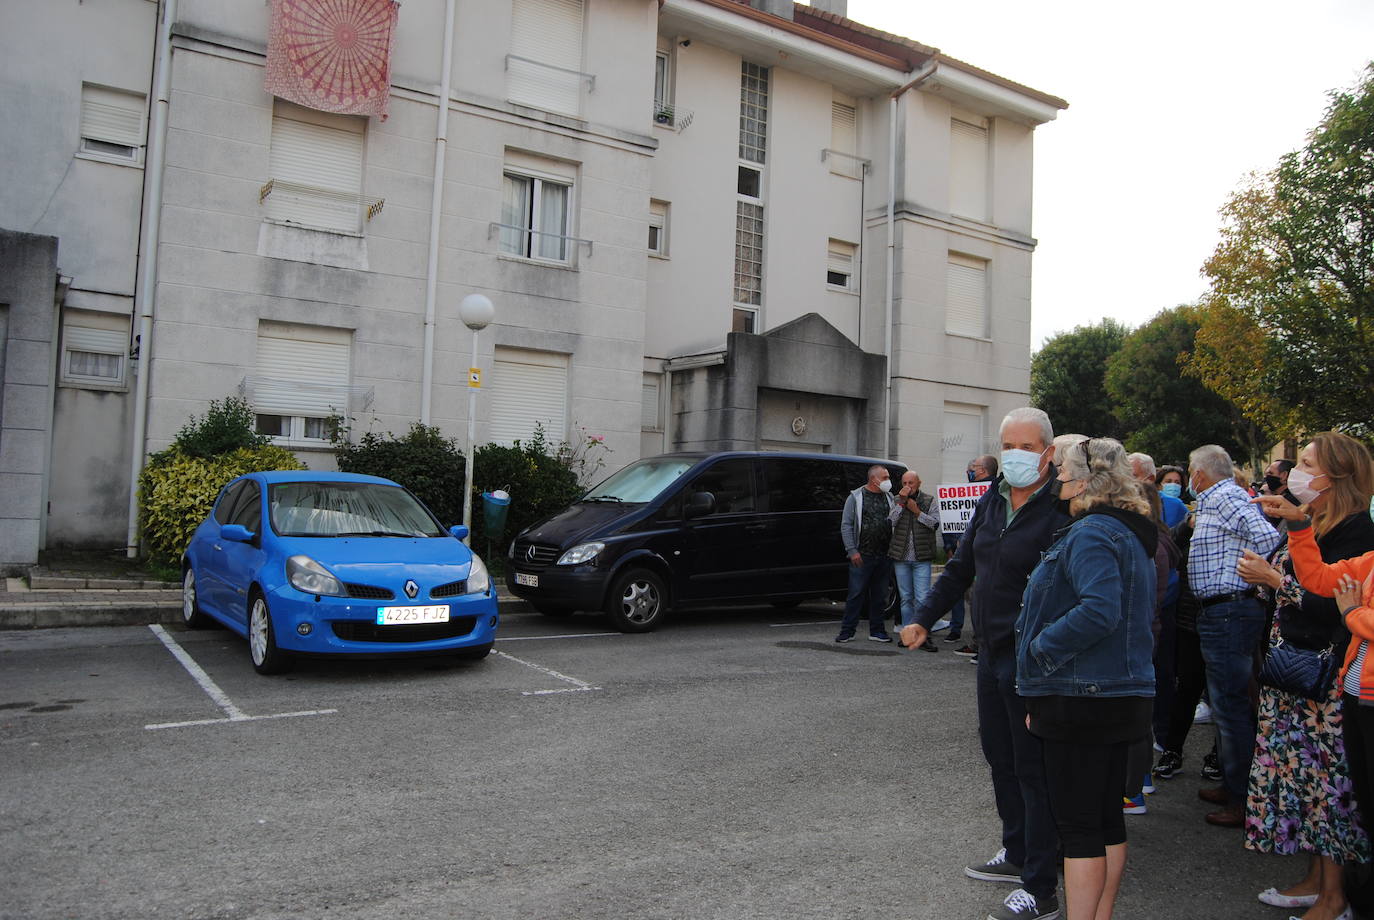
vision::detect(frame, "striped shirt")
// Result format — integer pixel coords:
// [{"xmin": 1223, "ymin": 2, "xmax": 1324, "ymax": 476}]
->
[
  {"xmin": 1187, "ymin": 478, "xmax": 1282, "ymax": 598},
  {"xmin": 1347, "ymin": 641, "xmax": 1368, "ymax": 697}
]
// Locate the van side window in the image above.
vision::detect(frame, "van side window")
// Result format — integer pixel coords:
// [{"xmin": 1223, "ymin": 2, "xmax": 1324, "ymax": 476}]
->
[
  {"xmin": 687, "ymin": 459, "xmax": 755, "ymax": 514},
  {"xmin": 765, "ymin": 458, "xmax": 849, "ymax": 512}
]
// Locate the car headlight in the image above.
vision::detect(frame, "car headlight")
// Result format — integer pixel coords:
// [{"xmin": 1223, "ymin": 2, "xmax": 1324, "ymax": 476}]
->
[
  {"xmin": 286, "ymin": 555, "xmax": 347, "ymax": 597},
  {"xmin": 466, "ymin": 553, "xmax": 491, "ymax": 595},
  {"xmin": 556, "ymin": 542, "xmax": 605, "ymax": 566}
]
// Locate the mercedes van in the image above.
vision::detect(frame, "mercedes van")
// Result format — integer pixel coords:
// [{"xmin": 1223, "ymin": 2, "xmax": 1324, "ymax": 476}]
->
[{"xmin": 505, "ymin": 451, "xmax": 905, "ymax": 631}]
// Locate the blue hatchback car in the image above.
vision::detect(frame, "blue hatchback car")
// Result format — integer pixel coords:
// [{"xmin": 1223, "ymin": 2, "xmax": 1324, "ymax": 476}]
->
[{"xmin": 181, "ymin": 471, "xmax": 498, "ymax": 674}]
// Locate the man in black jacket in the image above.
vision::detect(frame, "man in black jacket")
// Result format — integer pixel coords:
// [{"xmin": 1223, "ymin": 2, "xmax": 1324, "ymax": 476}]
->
[{"xmin": 901, "ymin": 407, "xmax": 1069, "ymax": 920}]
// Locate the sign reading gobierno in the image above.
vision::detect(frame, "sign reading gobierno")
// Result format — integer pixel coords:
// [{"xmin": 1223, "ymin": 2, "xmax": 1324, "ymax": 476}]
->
[{"xmin": 935, "ymin": 481, "xmax": 992, "ymax": 537}]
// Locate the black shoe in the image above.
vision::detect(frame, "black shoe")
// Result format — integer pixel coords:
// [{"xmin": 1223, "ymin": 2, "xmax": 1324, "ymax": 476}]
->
[
  {"xmin": 1153, "ymin": 750, "xmax": 1183, "ymax": 780},
  {"xmin": 869, "ymin": 633, "xmax": 894, "ymax": 643},
  {"xmin": 1201, "ymin": 750, "xmax": 1222, "ymax": 782},
  {"xmin": 919, "ymin": 638, "xmax": 938, "ymax": 653},
  {"xmin": 834, "ymin": 633, "xmax": 855, "ymax": 643},
  {"xmin": 945, "ymin": 631, "xmax": 962, "ymax": 642}
]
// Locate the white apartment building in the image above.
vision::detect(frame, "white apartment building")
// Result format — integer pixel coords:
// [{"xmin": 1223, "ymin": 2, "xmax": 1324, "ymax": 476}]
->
[{"xmin": 0, "ymin": 0, "xmax": 1065, "ymax": 569}]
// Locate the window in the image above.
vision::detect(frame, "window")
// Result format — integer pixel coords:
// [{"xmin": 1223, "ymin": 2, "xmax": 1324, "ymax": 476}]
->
[
  {"xmin": 739, "ymin": 62, "xmax": 768, "ymax": 164},
  {"xmin": 687, "ymin": 459, "xmax": 755, "ymax": 515},
  {"xmin": 642, "ymin": 373, "xmax": 663, "ymax": 430},
  {"xmin": 214, "ymin": 481, "xmax": 249, "ymax": 525},
  {"xmin": 826, "ymin": 239, "xmax": 856, "ymax": 290},
  {"xmin": 508, "ymin": 0, "xmax": 586, "ymax": 115},
  {"xmin": 653, "ymin": 51, "xmax": 673, "ymax": 123},
  {"xmin": 736, "ymin": 165, "xmax": 762, "ymax": 200},
  {"xmin": 490, "ymin": 347, "xmax": 568, "ymax": 445},
  {"xmin": 946, "ymin": 252, "xmax": 989, "ymax": 338},
  {"xmin": 764, "ymin": 458, "xmax": 850, "ymax": 513},
  {"xmin": 950, "ymin": 114, "xmax": 989, "ymax": 221},
  {"xmin": 252, "ymin": 322, "xmax": 352, "ymax": 443},
  {"xmin": 79, "ymin": 84, "xmax": 145, "ymax": 164},
  {"xmin": 942, "ymin": 403, "xmax": 986, "ymax": 484},
  {"xmin": 265, "ymin": 103, "xmax": 365, "ymax": 235},
  {"xmin": 648, "ymin": 200, "xmax": 669, "ymax": 256},
  {"xmin": 500, "ymin": 153, "xmax": 576, "ymax": 263},
  {"xmin": 829, "ymin": 98, "xmax": 859, "ymax": 178},
  {"xmin": 227, "ymin": 481, "xmax": 262, "ymax": 533},
  {"xmin": 733, "ymin": 201, "xmax": 764, "ymax": 333},
  {"xmin": 60, "ymin": 311, "xmax": 129, "ymax": 388}
]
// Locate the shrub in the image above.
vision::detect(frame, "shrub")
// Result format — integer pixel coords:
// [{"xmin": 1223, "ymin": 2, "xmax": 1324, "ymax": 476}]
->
[
  {"xmin": 166, "ymin": 397, "xmax": 268, "ymax": 459},
  {"xmin": 139, "ymin": 444, "xmax": 304, "ymax": 566},
  {"xmin": 334, "ymin": 423, "xmax": 466, "ymax": 528}
]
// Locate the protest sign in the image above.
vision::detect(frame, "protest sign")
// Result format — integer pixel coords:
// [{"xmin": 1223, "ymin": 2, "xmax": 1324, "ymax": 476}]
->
[{"xmin": 935, "ymin": 481, "xmax": 992, "ymax": 537}]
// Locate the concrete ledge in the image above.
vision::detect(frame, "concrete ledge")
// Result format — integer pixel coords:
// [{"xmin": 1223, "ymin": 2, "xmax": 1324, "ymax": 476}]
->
[
  {"xmin": 0, "ymin": 603, "xmax": 183, "ymax": 630},
  {"xmin": 26, "ymin": 575, "xmax": 179, "ymax": 590}
]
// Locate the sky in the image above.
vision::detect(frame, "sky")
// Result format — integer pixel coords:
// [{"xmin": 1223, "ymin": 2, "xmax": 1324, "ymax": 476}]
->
[{"xmin": 846, "ymin": 0, "xmax": 1374, "ymax": 348}]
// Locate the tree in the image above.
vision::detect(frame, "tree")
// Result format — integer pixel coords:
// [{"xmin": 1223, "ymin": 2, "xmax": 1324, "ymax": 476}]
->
[
  {"xmin": 1029, "ymin": 319, "xmax": 1130, "ymax": 440},
  {"xmin": 1105, "ymin": 305, "xmax": 1269, "ymax": 468},
  {"xmin": 1191, "ymin": 64, "xmax": 1374, "ymax": 443}
]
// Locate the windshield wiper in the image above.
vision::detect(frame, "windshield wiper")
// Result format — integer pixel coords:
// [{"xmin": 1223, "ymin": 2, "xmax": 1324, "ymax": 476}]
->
[
  {"xmin": 336, "ymin": 530, "xmax": 422, "ymax": 538},
  {"xmin": 585, "ymin": 495, "xmax": 624, "ymax": 503}
]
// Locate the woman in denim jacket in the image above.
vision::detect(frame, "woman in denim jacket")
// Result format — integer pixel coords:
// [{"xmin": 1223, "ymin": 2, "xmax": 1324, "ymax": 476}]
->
[{"xmin": 1015, "ymin": 437, "xmax": 1157, "ymax": 920}]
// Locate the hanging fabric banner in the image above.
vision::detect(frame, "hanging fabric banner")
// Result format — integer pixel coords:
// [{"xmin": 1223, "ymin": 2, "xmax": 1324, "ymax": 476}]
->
[{"xmin": 264, "ymin": 0, "xmax": 400, "ymax": 121}]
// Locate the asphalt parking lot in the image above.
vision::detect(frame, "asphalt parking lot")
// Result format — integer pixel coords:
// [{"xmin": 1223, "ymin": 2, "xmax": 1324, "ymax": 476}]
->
[{"xmin": 3, "ymin": 603, "xmax": 1283, "ymax": 920}]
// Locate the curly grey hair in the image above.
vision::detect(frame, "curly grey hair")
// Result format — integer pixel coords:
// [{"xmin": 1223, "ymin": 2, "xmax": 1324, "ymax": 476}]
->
[{"xmin": 1060, "ymin": 437, "xmax": 1150, "ymax": 516}]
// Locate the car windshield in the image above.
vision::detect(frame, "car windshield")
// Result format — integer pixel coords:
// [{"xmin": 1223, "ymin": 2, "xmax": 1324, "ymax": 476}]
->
[
  {"xmin": 582, "ymin": 457, "xmax": 697, "ymax": 504},
  {"xmin": 269, "ymin": 482, "xmax": 445, "ymax": 538}
]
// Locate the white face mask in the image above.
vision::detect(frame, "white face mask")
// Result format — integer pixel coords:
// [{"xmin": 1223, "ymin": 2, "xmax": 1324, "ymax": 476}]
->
[
  {"xmin": 877, "ymin": 478, "xmax": 892, "ymax": 493},
  {"xmin": 1287, "ymin": 467, "xmax": 1327, "ymax": 505}
]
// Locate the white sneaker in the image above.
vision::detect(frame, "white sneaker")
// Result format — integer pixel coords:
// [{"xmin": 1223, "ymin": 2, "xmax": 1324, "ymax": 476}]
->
[
  {"xmin": 1255, "ymin": 887, "xmax": 1318, "ymax": 908},
  {"xmin": 1194, "ymin": 701, "xmax": 1213, "ymax": 724},
  {"xmin": 931, "ymin": 618, "xmax": 951, "ymax": 632}
]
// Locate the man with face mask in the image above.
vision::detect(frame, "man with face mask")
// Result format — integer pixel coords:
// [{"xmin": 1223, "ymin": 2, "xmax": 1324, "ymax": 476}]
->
[
  {"xmin": 836, "ymin": 465, "xmax": 897, "ymax": 643},
  {"xmin": 900, "ymin": 408, "xmax": 1070, "ymax": 920},
  {"xmin": 1259, "ymin": 459, "xmax": 1296, "ymax": 530}
]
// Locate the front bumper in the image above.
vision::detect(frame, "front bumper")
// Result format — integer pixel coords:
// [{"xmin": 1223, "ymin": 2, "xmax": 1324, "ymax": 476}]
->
[
  {"xmin": 265, "ymin": 583, "xmax": 499, "ymax": 655},
  {"xmin": 506, "ymin": 564, "xmax": 607, "ymax": 611}
]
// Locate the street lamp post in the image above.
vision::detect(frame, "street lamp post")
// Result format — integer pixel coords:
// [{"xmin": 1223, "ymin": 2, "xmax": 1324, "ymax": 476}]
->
[{"xmin": 458, "ymin": 293, "xmax": 494, "ymax": 546}]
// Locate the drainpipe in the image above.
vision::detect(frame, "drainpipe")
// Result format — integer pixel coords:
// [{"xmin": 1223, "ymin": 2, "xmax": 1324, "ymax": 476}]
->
[
  {"xmin": 125, "ymin": 0, "xmax": 178, "ymax": 558},
  {"xmin": 419, "ymin": 0, "xmax": 458, "ymax": 424},
  {"xmin": 883, "ymin": 59, "xmax": 938, "ymax": 460}
]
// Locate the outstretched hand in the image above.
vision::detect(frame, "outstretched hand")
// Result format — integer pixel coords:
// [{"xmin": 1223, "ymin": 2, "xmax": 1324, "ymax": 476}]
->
[
  {"xmin": 899, "ymin": 623, "xmax": 928, "ymax": 650},
  {"xmin": 1251, "ymin": 494, "xmax": 1307, "ymax": 522}
]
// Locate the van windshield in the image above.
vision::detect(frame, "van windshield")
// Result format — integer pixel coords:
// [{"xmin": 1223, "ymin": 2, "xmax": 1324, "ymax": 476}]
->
[{"xmin": 582, "ymin": 458, "xmax": 697, "ymax": 503}]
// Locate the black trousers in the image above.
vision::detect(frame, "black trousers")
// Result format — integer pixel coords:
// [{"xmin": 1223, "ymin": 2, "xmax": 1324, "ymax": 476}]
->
[
  {"xmin": 1042, "ymin": 736, "xmax": 1130, "ymax": 859},
  {"xmin": 1163, "ymin": 626, "xmax": 1206, "ymax": 754}
]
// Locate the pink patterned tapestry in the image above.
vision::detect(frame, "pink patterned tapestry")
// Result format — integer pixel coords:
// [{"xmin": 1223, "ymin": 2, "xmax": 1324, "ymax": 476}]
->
[{"xmin": 264, "ymin": 0, "xmax": 400, "ymax": 121}]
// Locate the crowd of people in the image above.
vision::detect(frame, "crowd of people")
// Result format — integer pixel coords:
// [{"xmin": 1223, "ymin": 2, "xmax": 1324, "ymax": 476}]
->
[{"xmin": 837, "ymin": 406, "xmax": 1374, "ymax": 920}]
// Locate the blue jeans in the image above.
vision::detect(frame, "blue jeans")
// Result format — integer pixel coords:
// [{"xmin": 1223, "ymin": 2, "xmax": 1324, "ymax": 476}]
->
[
  {"xmin": 892, "ymin": 559, "xmax": 932, "ymax": 627},
  {"xmin": 948, "ymin": 593, "xmax": 967, "ymax": 635},
  {"xmin": 840, "ymin": 554, "xmax": 892, "ymax": 637},
  {"xmin": 978, "ymin": 645, "xmax": 1058, "ymax": 901},
  {"xmin": 1195, "ymin": 597, "xmax": 1265, "ymax": 802}
]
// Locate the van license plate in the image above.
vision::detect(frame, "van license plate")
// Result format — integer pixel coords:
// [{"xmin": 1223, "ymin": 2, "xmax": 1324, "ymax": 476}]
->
[
  {"xmin": 375, "ymin": 605, "xmax": 450, "ymax": 625},
  {"xmin": 515, "ymin": 573, "xmax": 539, "ymax": 588}
]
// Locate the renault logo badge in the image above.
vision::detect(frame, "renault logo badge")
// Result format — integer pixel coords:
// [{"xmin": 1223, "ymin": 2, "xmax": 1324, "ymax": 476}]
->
[{"xmin": 404, "ymin": 579, "xmax": 419, "ymax": 599}]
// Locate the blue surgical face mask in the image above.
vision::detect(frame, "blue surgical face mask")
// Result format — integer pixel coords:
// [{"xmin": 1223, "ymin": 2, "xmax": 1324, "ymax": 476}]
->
[
  {"xmin": 1161, "ymin": 482, "xmax": 1182, "ymax": 500},
  {"xmin": 1000, "ymin": 448, "xmax": 1046, "ymax": 488},
  {"xmin": 966, "ymin": 469, "xmax": 978, "ymax": 482}
]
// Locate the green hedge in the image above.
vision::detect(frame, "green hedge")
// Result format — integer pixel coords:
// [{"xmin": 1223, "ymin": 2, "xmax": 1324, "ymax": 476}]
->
[
  {"xmin": 471, "ymin": 440, "xmax": 583, "ymax": 558},
  {"xmin": 139, "ymin": 445, "xmax": 304, "ymax": 567},
  {"xmin": 335, "ymin": 424, "xmax": 466, "ymax": 527}
]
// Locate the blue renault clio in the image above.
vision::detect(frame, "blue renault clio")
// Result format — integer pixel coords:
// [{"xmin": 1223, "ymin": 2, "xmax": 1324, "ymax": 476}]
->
[{"xmin": 181, "ymin": 471, "xmax": 498, "ymax": 674}]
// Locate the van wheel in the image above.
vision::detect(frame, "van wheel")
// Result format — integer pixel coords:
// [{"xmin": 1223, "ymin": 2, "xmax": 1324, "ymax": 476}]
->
[{"xmin": 605, "ymin": 568, "xmax": 667, "ymax": 633}]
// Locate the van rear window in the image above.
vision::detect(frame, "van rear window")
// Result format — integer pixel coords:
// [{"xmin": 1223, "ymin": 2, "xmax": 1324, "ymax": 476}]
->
[{"xmin": 763, "ymin": 458, "xmax": 858, "ymax": 512}]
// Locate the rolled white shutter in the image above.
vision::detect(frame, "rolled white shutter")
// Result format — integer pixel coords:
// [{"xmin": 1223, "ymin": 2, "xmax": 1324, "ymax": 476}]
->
[
  {"xmin": 266, "ymin": 114, "xmax": 364, "ymax": 233},
  {"xmin": 253, "ymin": 335, "xmax": 351, "ymax": 417},
  {"xmin": 830, "ymin": 102, "xmax": 858, "ymax": 177},
  {"xmin": 81, "ymin": 85, "xmax": 145, "ymax": 149},
  {"xmin": 490, "ymin": 350, "xmax": 569, "ymax": 446},
  {"xmin": 946, "ymin": 254, "xmax": 987, "ymax": 338},
  {"xmin": 941, "ymin": 406, "xmax": 985, "ymax": 484},
  {"xmin": 950, "ymin": 118, "xmax": 989, "ymax": 220},
  {"xmin": 641, "ymin": 377, "xmax": 661, "ymax": 429},
  {"xmin": 508, "ymin": 0, "xmax": 585, "ymax": 115}
]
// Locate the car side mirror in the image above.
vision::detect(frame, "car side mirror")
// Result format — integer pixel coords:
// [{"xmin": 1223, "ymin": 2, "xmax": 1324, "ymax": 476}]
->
[
  {"xmin": 220, "ymin": 524, "xmax": 255, "ymax": 543},
  {"xmin": 685, "ymin": 491, "xmax": 715, "ymax": 519},
  {"xmin": 449, "ymin": 525, "xmax": 470, "ymax": 541}
]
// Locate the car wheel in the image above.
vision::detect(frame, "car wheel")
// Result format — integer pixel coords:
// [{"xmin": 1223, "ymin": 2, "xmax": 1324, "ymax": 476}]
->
[
  {"xmin": 534, "ymin": 604, "xmax": 577, "ymax": 619},
  {"xmin": 248, "ymin": 592, "xmax": 293, "ymax": 675},
  {"xmin": 452, "ymin": 642, "xmax": 493, "ymax": 662},
  {"xmin": 605, "ymin": 568, "xmax": 667, "ymax": 633},
  {"xmin": 181, "ymin": 567, "xmax": 211, "ymax": 629}
]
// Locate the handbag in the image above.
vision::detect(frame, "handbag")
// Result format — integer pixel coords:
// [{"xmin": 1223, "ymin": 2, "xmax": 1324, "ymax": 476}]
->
[{"xmin": 1259, "ymin": 637, "xmax": 1339, "ymax": 699}]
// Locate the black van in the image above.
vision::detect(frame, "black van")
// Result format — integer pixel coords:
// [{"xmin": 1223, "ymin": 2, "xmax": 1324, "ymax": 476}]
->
[{"xmin": 505, "ymin": 451, "xmax": 906, "ymax": 632}]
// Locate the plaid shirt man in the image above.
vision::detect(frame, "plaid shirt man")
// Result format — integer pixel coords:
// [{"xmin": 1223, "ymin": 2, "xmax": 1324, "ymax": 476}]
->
[{"xmin": 1188, "ymin": 477, "xmax": 1281, "ymax": 598}]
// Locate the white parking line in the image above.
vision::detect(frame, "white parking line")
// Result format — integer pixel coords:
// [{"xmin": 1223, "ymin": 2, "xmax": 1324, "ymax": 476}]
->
[
  {"xmin": 768, "ymin": 620, "xmax": 840, "ymax": 628},
  {"xmin": 495, "ymin": 632, "xmax": 620, "ymax": 641},
  {"xmin": 493, "ymin": 649, "xmax": 601, "ymax": 696},
  {"xmin": 144, "ymin": 624, "xmax": 337, "ymax": 731}
]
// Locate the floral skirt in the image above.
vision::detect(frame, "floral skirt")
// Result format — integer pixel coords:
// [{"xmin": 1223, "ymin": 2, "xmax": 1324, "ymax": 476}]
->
[{"xmin": 1244, "ymin": 685, "xmax": 1370, "ymax": 864}]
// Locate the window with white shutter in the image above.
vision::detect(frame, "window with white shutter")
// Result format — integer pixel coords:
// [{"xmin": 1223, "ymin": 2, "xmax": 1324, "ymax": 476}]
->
[
  {"xmin": 950, "ymin": 115, "xmax": 989, "ymax": 221},
  {"xmin": 830, "ymin": 99, "xmax": 858, "ymax": 178},
  {"xmin": 79, "ymin": 84, "xmax": 146, "ymax": 165},
  {"xmin": 642, "ymin": 374, "xmax": 663, "ymax": 431},
  {"xmin": 941, "ymin": 403, "xmax": 986, "ymax": 484},
  {"xmin": 648, "ymin": 200, "xmax": 669, "ymax": 256},
  {"xmin": 826, "ymin": 239, "xmax": 856, "ymax": 290},
  {"xmin": 252, "ymin": 322, "xmax": 352, "ymax": 443},
  {"xmin": 946, "ymin": 252, "xmax": 989, "ymax": 338},
  {"xmin": 265, "ymin": 103, "xmax": 366, "ymax": 235},
  {"xmin": 490, "ymin": 347, "xmax": 569, "ymax": 446},
  {"xmin": 60, "ymin": 310, "xmax": 130, "ymax": 388},
  {"xmin": 508, "ymin": 0, "xmax": 586, "ymax": 116}
]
